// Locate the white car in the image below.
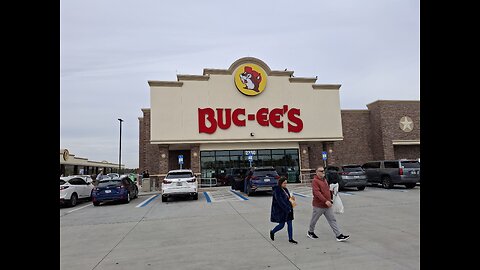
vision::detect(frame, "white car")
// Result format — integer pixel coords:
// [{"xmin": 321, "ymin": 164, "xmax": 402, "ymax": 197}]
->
[
  {"xmin": 69, "ymin": 175, "xmax": 93, "ymax": 184},
  {"xmin": 107, "ymin": 173, "xmax": 120, "ymax": 179},
  {"xmin": 60, "ymin": 176, "xmax": 94, "ymax": 207},
  {"xmin": 161, "ymin": 169, "xmax": 198, "ymax": 202}
]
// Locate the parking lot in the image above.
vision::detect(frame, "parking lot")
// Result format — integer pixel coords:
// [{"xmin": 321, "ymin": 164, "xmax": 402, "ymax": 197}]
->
[{"xmin": 60, "ymin": 184, "xmax": 420, "ymax": 270}]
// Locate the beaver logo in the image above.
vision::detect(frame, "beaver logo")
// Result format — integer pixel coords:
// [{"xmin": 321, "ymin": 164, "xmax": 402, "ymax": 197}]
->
[
  {"xmin": 240, "ymin": 66, "xmax": 262, "ymax": 92},
  {"xmin": 234, "ymin": 64, "xmax": 267, "ymax": 96}
]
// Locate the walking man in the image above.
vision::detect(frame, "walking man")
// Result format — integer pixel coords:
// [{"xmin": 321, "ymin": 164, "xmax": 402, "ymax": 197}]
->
[{"xmin": 307, "ymin": 166, "xmax": 350, "ymax": 242}]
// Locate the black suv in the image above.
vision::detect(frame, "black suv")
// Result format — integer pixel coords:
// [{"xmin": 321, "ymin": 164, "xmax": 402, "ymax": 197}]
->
[
  {"xmin": 244, "ymin": 167, "xmax": 280, "ymax": 196},
  {"xmin": 361, "ymin": 159, "xmax": 420, "ymax": 189},
  {"xmin": 325, "ymin": 164, "xmax": 368, "ymax": 191}
]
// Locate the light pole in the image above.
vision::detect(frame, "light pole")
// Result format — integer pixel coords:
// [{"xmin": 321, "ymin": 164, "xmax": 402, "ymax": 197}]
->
[{"xmin": 118, "ymin": 118, "xmax": 123, "ymax": 174}]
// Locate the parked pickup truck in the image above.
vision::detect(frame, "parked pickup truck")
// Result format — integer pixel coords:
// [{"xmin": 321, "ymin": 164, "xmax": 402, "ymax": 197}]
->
[{"xmin": 361, "ymin": 159, "xmax": 420, "ymax": 189}]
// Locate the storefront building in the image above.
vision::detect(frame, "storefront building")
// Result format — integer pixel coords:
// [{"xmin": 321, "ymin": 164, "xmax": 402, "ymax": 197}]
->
[
  {"xmin": 60, "ymin": 148, "xmax": 122, "ymax": 177},
  {"xmin": 139, "ymin": 57, "xmax": 419, "ymax": 182}
]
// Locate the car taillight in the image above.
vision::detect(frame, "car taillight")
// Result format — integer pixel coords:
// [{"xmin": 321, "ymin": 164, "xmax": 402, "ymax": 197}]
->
[
  {"xmin": 187, "ymin": 178, "xmax": 196, "ymax": 183},
  {"xmin": 163, "ymin": 180, "xmax": 172, "ymax": 184},
  {"xmin": 60, "ymin": 186, "xmax": 69, "ymax": 190},
  {"xmin": 399, "ymin": 168, "xmax": 403, "ymax": 175},
  {"xmin": 275, "ymin": 175, "xmax": 280, "ymax": 179}
]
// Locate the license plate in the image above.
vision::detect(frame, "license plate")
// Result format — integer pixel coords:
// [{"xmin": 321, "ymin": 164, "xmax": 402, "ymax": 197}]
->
[
  {"xmin": 105, "ymin": 190, "xmax": 111, "ymax": 193},
  {"xmin": 177, "ymin": 182, "xmax": 182, "ymax": 186},
  {"xmin": 411, "ymin": 171, "xmax": 417, "ymax": 175},
  {"xmin": 354, "ymin": 175, "xmax": 360, "ymax": 178},
  {"xmin": 264, "ymin": 178, "xmax": 270, "ymax": 182}
]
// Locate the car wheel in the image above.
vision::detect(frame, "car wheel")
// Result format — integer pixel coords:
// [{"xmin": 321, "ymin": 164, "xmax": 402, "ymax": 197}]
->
[
  {"xmin": 193, "ymin": 193, "xmax": 198, "ymax": 200},
  {"xmin": 134, "ymin": 188, "xmax": 138, "ymax": 198},
  {"xmin": 382, "ymin": 176, "xmax": 393, "ymax": 189},
  {"xmin": 162, "ymin": 195, "xmax": 167, "ymax": 202},
  {"xmin": 69, "ymin": 193, "xmax": 78, "ymax": 207},
  {"xmin": 357, "ymin": 186, "xmax": 366, "ymax": 191},
  {"xmin": 405, "ymin": 183, "xmax": 416, "ymax": 189},
  {"xmin": 93, "ymin": 201, "xmax": 100, "ymax": 206}
]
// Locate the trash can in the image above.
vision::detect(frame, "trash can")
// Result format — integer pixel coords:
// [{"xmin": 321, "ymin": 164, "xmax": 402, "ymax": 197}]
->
[
  {"xmin": 287, "ymin": 172, "xmax": 297, "ymax": 183},
  {"xmin": 142, "ymin": 178, "xmax": 151, "ymax": 192}
]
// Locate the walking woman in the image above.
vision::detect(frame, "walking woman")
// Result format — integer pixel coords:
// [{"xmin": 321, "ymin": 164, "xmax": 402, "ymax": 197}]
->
[{"xmin": 269, "ymin": 177, "xmax": 298, "ymax": 244}]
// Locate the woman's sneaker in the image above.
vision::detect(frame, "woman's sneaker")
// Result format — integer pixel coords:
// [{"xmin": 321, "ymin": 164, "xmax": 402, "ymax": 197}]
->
[
  {"xmin": 289, "ymin": 239, "xmax": 298, "ymax": 244},
  {"xmin": 269, "ymin": 230, "xmax": 274, "ymax": 241},
  {"xmin": 336, "ymin": 234, "xmax": 350, "ymax": 242}
]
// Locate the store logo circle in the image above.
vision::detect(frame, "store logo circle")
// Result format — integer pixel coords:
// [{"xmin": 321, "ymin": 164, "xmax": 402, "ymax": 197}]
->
[
  {"xmin": 234, "ymin": 64, "xmax": 267, "ymax": 96},
  {"xmin": 63, "ymin": 149, "xmax": 69, "ymax": 161}
]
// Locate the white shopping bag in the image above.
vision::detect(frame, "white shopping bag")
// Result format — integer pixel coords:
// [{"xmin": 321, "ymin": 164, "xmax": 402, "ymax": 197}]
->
[
  {"xmin": 332, "ymin": 193, "xmax": 344, "ymax": 214},
  {"xmin": 329, "ymin": 183, "xmax": 339, "ymax": 195}
]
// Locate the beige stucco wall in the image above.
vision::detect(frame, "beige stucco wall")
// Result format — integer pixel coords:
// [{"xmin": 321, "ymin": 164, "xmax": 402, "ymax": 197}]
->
[
  {"xmin": 150, "ymin": 59, "xmax": 343, "ymax": 144},
  {"xmin": 60, "ymin": 150, "xmax": 120, "ymax": 168}
]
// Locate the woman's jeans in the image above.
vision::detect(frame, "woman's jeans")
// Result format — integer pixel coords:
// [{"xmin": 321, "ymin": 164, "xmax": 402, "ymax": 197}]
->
[{"xmin": 271, "ymin": 220, "xmax": 293, "ymax": 240}]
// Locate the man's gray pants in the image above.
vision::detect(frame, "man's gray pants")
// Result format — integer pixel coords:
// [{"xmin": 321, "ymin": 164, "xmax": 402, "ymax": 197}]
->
[{"xmin": 309, "ymin": 206, "xmax": 341, "ymax": 237}]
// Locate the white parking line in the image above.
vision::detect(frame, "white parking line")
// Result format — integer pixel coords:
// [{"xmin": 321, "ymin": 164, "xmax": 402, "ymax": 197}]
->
[
  {"xmin": 205, "ymin": 192, "xmax": 216, "ymax": 202},
  {"xmin": 67, "ymin": 204, "xmax": 91, "ymax": 213}
]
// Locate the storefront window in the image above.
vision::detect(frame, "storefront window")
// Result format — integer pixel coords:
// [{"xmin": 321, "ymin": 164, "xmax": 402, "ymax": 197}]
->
[{"xmin": 199, "ymin": 148, "xmax": 300, "ymax": 185}]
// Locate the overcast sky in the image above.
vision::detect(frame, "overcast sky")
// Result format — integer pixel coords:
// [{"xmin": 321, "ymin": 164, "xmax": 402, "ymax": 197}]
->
[{"xmin": 60, "ymin": 0, "xmax": 419, "ymax": 169}]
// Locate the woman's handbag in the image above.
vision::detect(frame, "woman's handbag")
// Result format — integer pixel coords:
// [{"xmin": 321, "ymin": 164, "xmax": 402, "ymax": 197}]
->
[
  {"xmin": 289, "ymin": 196, "xmax": 297, "ymax": 208},
  {"xmin": 284, "ymin": 189, "xmax": 297, "ymax": 208}
]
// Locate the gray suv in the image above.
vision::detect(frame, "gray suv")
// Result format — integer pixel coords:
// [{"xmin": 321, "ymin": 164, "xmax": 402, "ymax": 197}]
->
[{"xmin": 361, "ymin": 159, "xmax": 420, "ymax": 189}]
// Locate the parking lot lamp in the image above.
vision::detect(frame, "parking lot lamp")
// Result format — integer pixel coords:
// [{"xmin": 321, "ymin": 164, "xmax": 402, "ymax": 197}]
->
[{"xmin": 118, "ymin": 118, "xmax": 123, "ymax": 174}]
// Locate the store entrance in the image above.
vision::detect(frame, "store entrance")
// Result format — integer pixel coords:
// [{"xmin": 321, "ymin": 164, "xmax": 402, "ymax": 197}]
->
[{"xmin": 200, "ymin": 149, "xmax": 300, "ymax": 187}]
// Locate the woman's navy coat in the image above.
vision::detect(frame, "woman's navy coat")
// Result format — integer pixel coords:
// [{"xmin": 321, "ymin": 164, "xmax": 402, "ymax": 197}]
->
[{"xmin": 270, "ymin": 186, "xmax": 293, "ymax": 223}]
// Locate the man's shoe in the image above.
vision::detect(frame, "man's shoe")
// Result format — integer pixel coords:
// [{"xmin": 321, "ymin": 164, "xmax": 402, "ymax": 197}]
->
[
  {"xmin": 289, "ymin": 239, "xmax": 298, "ymax": 244},
  {"xmin": 336, "ymin": 234, "xmax": 350, "ymax": 242},
  {"xmin": 307, "ymin": 231, "xmax": 319, "ymax": 239},
  {"xmin": 270, "ymin": 230, "xmax": 274, "ymax": 241}
]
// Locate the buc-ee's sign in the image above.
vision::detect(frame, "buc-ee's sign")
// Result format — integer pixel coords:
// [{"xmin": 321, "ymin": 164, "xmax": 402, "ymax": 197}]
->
[
  {"xmin": 197, "ymin": 62, "xmax": 303, "ymax": 134},
  {"xmin": 198, "ymin": 105, "xmax": 303, "ymax": 134}
]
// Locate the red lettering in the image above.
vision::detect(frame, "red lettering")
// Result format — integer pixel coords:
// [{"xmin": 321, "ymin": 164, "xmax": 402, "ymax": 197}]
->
[
  {"xmin": 216, "ymin": 108, "xmax": 232, "ymax": 129},
  {"xmin": 287, "ymin": 108, "xmax": 303, "ymax": 132},
  {"xmin": 198, "ymin": 108, "xmax": 217, "ymax": 134},
  {"xmin": 256, "ymin": 108, "xmax": 269, "ymax": 126},
  {"xmin": 199, "ymin": 106, "xmax": 303, "ymax": 134},
  {"xmin": 232, "ymin": 108, "xmax": 246, "ymax": 126},
  {"xmin": 269, "ymin": 108, "xmax": 284, "ymax": 128}
]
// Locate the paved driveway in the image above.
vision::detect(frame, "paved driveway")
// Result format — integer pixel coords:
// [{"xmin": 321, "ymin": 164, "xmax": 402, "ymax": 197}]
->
[{"xmin": 60, "ymin": 184, "xmax": 420, "ymax": 270}]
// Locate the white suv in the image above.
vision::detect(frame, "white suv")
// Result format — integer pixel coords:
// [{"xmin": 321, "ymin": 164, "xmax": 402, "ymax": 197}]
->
[
  {"xmin": 60, "ymin": 176, "xmax": 94, "ymax": 207},
  {"xmin": 161, "ymin": 169, "xmax": 198, "ymax": 202}
]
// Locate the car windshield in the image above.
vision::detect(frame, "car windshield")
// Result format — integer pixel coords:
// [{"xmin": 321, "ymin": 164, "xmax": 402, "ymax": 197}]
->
[
  {"xmin": 342, "ymin": 166, "xmax": 363, "ymax": 172},
  {"xmin": 253, "ymin": 169, "xmax": 278, "ymax": 177},
  {"xmin": 165, "ymin": 172, "xmax": 193, "ymax": 179},
  {"xmin": 401, "ymin": 161, "xmax": 420, "ymax": 168},
  {"xmin": 98, "ymin": 179, "xmax": 122, "ymax": 187}
]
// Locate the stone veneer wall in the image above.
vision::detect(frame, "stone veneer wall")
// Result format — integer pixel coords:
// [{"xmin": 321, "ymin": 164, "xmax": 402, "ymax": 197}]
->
[
  {"xmin": 139, "ymin": 101, "xmax": 420, "ymax": 176},
  {"xmin": 333, "ymin": 110, "xmax": 374, "ymax": 166}
]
